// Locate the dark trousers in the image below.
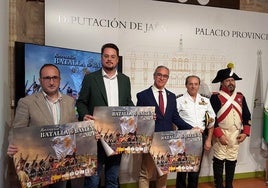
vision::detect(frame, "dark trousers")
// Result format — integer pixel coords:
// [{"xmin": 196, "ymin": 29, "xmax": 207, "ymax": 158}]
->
[
  {"xmin": 213, "ymin": 157, "xmax": 237, "ymax": 188},
  {"xmin": 176, "ymin": 172, "xmax": 199, "ymax": 188},
  {"xmin": 48, "ymin": 181, "xmax": 66, "ymax": 188},
  {"xmin": 84, "ymin": 140, "xmax": 121, "ymax": 188}
]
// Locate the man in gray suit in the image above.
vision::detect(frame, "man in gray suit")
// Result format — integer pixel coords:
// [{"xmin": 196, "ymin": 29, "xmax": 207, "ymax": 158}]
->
[
  {"xmin": 7, "ymin": 64, "xmax": 77, "ymax": 188},
  {"xmin": 76, "ymin": 43, "xmax": 134, "ymax": 188}
]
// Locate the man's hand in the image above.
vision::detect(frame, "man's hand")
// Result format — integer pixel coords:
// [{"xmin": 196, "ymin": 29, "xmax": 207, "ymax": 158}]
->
[
  {"xmin": 7, "ymin": 144, "xmax": 18, "ymax": 157},
  {"xmin": 237, "ymin": 133, "xmax": 247, "ymax": 143},
  {"xmin": 83, "ymin": 114, "xmax": 95, "ymax": 121},
  {"xmin": 219, "ymin": 134, "xmax": 228, "ymax": 145},
  {"xmin": 204, "ymin": 138, "xmax": 212, "ymax": 151},
  {"xmin": 95, "ymin": 131, "xmax": 101, "ymax": 140},
  {"xmin": 192, "ymin": 126, "xmax": 203, "ymax": 133},
  {"xmin": 153, "ymin": 113, "xmax": 156, "ymax": 120}
]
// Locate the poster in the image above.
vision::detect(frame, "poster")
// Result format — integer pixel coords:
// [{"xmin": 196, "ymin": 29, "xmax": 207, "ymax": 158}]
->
[
  {"xmin": 93, "ymin": 106, "xmax": 155, "ymax": 156},
  {"xmin": 12, "ymin": 121, "xmax": 97, "ymax": 188},
  {"xmin": 150, "ymin": 130, "xmax": 203, "ymax": 176}
]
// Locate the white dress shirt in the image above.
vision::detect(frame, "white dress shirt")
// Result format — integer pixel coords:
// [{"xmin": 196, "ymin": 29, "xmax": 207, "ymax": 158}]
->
[
  {"xmin": 43, "ymin": 91, "xmax": 62, "ymax": 125},
  {"xmin": 102, "ymin": 69, "xmax": 119, "ymax": 106},
  {"xmin": 176, "ymin": 92, "xmax": 215, "ymax": 130},
  {"xmin": 151, "ymin": 85, "xmax": 167, "ymax": 113}
]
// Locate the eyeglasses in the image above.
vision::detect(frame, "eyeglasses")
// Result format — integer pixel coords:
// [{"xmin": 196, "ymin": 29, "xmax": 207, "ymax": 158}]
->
[
  {"xmin": 102, "ymin": 54, "xmax": 118, "ymax": 60},
  {"xmin": 155, "ymin": 73, "xmax": 169, "ymax": 79},
  {"xmin": 41, "ymin": 76, "xmax": 60, "ymax": 82}
]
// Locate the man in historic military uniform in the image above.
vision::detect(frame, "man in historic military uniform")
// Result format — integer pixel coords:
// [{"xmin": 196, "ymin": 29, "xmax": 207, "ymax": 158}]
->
[{"xmin": 210, "ymin": 63, "xmax": 251, "ymax": 188}]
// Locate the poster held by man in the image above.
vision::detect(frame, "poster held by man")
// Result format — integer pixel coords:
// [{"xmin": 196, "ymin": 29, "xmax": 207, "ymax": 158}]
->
[
  {"xmin": 93, "ymin": 106, "xmax": 155, "ymax": 156},
  {"xmin": 150, "ymin": 129, "xmax": 203, "ymax": 175},
  {"xmin": 12, "ymin": 121, "xmax": 97, "ymax": 188}
]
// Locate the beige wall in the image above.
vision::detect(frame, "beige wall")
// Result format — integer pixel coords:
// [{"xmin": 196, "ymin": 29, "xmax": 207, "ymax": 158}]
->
[{"xmin": 8, "ymin": 0, "xmax": 268, "ymax": 122}]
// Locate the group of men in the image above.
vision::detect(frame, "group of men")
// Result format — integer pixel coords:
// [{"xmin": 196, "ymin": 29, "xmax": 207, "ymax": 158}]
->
[{"xmin": 7, "ymin": 43, "xmax": 251, "ymax": 188}]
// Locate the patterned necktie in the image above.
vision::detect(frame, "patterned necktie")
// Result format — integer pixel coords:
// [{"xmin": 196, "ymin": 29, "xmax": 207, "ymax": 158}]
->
[{"xmin": 159, "ymin": 91, "xmax": 164, "ymax": 115}]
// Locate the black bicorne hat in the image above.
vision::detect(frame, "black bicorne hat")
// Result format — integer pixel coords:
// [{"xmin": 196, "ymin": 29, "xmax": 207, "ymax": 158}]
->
[{"xmin": 212, "ymin": 63, "xmax": 242, "ymax": 83}]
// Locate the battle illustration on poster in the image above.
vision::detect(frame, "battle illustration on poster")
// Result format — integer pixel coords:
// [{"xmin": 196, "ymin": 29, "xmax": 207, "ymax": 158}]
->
[
  {"xmin": 150, "ymin": 130, "xmax": 203, "ymax": 175},
  {"xmin": 12, "ymin": 121, "xmax": 97, "ymax": 188},
  {"xmin": 93, "ymin": 106, "xmax": 155, "ymax": 156}
]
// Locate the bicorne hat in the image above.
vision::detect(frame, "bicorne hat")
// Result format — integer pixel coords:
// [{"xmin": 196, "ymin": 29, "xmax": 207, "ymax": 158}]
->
[{"xmin": 212, "ymin": 63, "xmax": 242, "ymax": 83}]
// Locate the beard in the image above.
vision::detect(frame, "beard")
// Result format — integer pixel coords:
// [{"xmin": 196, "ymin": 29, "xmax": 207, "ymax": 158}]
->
[
  {"xmin": 104, "ymin": 66, "xmax": 116, "ymax": 71},
  {"xmin": 227, "ymin": 84, "xmax": 235, "ymax": 92},
  {"xmin": 102, "ymin": 61, "xmax": 117, "ymax": 72}
]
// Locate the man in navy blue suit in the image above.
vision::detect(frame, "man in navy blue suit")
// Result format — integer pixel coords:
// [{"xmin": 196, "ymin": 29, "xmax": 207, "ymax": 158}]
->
[{"xmin": 136, "ymin": 65, "xmax": 193, "ymax": 188}]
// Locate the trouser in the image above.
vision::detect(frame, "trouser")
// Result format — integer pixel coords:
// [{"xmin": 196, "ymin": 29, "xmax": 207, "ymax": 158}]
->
[
  {"xmin": 138, "ymin": 153, "xmax": 167, "ymax": 188},
  {"xmin": 213, "ymin": 157, "xmax": 236, "ymax": 188},
  {"xmin": 225, "ymin": 160, "xmax": 236, "ymax": 188},
  {"xmin": 176, "ymin": 172, "xmax": 199, "ymax": 188},
  {"xmin": 48, "ymin": 181, "xmax": 67, "ymax": 188},
  {"xmin": 84, "ymin": 141, "xmax": 121, "ymax": 188}
]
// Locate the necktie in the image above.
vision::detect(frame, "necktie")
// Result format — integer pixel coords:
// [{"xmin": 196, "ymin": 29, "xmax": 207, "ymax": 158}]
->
[{"xmin": 159, "ymin": 91, "xmax": 164, "ymax": 115}]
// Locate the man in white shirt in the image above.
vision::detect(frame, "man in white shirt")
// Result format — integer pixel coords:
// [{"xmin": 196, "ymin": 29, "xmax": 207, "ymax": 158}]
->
[{"xmin": 176, "ymin": 75, "xmax": 215, "ymax": 188}]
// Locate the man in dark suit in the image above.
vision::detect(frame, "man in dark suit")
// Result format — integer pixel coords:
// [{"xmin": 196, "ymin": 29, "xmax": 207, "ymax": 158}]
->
[
  {"xmin": 76, "ymin": 43, "xmax": 134, "ymax": 188},
  {"xmin": 136, "ymin": 65, "xmax": 193, "ymax": 188},
  {"xmin": 7, "ymin": 64, "xmax": 77, "ymax": 188}
]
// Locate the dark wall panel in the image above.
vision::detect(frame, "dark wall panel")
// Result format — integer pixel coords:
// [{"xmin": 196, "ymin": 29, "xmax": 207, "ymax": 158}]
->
[{"xmin": 154, "ymin": 0, "xmax": 240, "ymax": 9}]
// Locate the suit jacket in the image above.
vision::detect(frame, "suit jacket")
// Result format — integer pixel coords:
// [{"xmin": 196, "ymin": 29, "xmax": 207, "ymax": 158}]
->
[
  {"xmin": 76, "ymin": 69, "xmax": 134, "ymax": 120},
  {"xmin": 13, "ymin": 92, "xmax": 77, "ymax": 128},
  {"xmin": 136, "ymin": 87, "xmax": 192, "ymax": 132}
]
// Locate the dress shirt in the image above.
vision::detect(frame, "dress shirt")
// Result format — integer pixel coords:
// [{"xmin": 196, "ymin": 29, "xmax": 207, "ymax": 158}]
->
[
  {"xmin": 152, "ymin": 85, "xmax": 167, "ymax": 113},
  {"xmin": 102, "ymin": 69, "xmax": 119, "ymax": 106},
  {"xmin": 176, "ymin": 92, "xmax": 215, "ymax": 130},
  {"xmin": 43, "ymin": 91, "xmax": 62, "ymax": 125}
]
